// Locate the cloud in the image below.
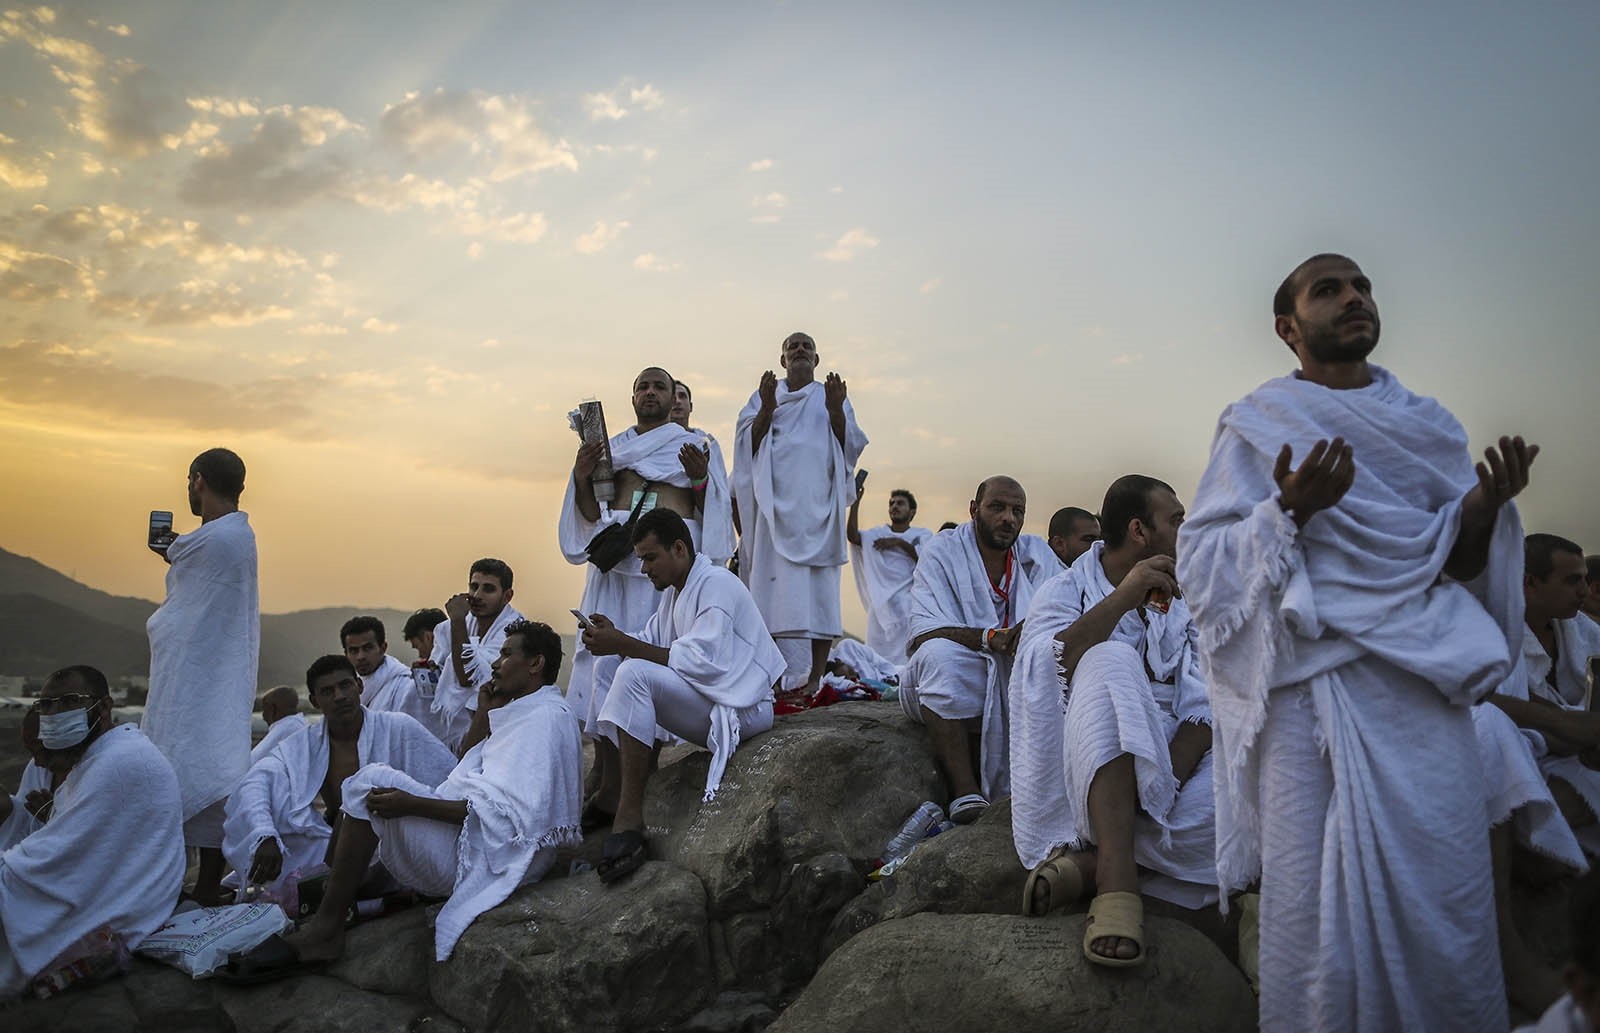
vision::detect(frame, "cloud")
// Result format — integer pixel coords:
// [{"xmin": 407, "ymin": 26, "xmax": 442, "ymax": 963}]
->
[
  {"xmin": 379, "ymin": 89, "xmax": 576, "ymax": 183},
  {"xmin": 361, "ymin": 317, "xmax": 398, "ymax": 334},
  {"xmin": 582, "ymin": 80, "xmax": 665, "ymax": 121},
  {"xmin": 575, "ymin": 220, "xmax": 629, "ymax": 254},
  {"xmin": 1111, "ymin": 352, "xmax": 1144, "ymax": 365},
  {"xmin": 818, "ymin": 227, "xmax": 878, "ymax": 262},
  {"xmin": 829, "ymin": 289, "xmax": 849, "ymax": 302},
  {"xmin": 0, "ymin": 241, "xmax": 91, "ymax": 301},
  {"xmin": 0, "ymin": 337, "xmax": 320, "ymax": 432},
  {"xmin": 292, "ymin": 322, "xmax": 348, "ymax": 336},
  {"xmin": 633, "ymin": 252, "xmax": 679, "ymax": 272},
  {"xmin": 919, "ymin": 277, "xmax": 941, "ymax": 295},
  {"xmin": 0, "ymin": 151, "xmax": 49, "ymax": 190},
  {"xmin": 749, "ymin": 214, "xmax": 782, "ymax": 225},
  {"xmin": 177, "ymin": 108, "xmax": 357, "ymax": 208},
  {"xmin": 451, "ymin": 208, "xmax": 548, "ymax": 243},
  {"xmin": 752, "ymin": 192, "xmax": 787, "ymax": 208},
  {"xmin": 748, "ymin": 158, "xmax": 774, "ymax": 172}
]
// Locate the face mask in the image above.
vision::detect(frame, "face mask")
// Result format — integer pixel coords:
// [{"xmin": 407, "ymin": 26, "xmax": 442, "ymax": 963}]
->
[{"xmin": 39, "ymin": 707, "xmax": 95, "ymax": 750}]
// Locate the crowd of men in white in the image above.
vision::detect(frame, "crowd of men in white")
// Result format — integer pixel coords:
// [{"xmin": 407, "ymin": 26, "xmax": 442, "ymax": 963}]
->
[{"xmin": 3, "ymin": 254, "xmax": 1600, "ymax": 1032}]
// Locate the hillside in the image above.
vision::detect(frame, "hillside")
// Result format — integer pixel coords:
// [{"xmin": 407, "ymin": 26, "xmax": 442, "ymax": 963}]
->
[{"xmin": 0, "ymin": 546, "xmax": 417, "ymax": 691}]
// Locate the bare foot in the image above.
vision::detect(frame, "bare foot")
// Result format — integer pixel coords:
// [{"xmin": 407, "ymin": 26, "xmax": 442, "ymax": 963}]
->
[
  {"xmin": 1029, "ymin": 851, "xmax": 1094, "ymax": 913},
  {"xmin": 281, "ymin": 919, "xmax": 346, "ymax": 964},
  {"xmin": 1088, "ymin": 934, "xmax": 1141, "ymax": 961}
]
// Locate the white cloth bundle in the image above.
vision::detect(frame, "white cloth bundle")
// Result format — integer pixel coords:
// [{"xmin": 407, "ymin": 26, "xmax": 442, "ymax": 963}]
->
[
  {"xmin": 900, "ymin": 522, "xmax": 1038, "ymax": 798},
  {"xmin": 849, "ymin": 524, "xmax": 933, "ymax": 664},
  {"xmin": 143, "ymin": 511, "xmax": 259, "ymax": 820},
  {"xmin": 1471, "ymin": 703, "xmax": 1586, "ymax": 871},
  {"xmin": 0, "ymin": 725, "xmax": 186, "ymax": 997},
  {"xmin": 249, "ymin": 713, "xmax": 307, "ymax": 766},
  {"xmin": 829, "ymin": 638, "xmax": 900, "ymax": 683},
  {"xmin": 343, "ymin": 685, "xmax": 583, "ymax": 960},
  {"xmin": 614, "ymin": 554, "xmax": 785, "ymax": 800},
  {"xmin": 221, "ymin": 708, "xmax": 458, "ymax": 895},
  {"xmin": 429, "ymin": 605, "xmax": 524, "ymax": 750}
]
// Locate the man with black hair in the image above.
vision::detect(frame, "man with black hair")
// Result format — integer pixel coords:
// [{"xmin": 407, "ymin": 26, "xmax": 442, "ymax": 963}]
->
[
  {"xmin": 848, "ymin": 474, "xmax": 932, "ymax": 665},
  {"xmin": 343, "ymin": 615, "xmax": 447, "ymax": 743},
  {"xmin": 428, "ymin": 559, "xmax": 522, "ymax": 751},
  {"xmin": 1488, "ymin": 534, "xmax": 1600, "ymax": 853},
  {"xmin": 403, "ymin": 608, "xmax": 447, "ymax": 662},
  {"xmin": 223, "ymin": 654, "xmax": 456, "ymax": 904},
  {"xmin": 1, "ymin": 666, "xmax": 185, "ymax": 997},
  {"xmin": 1181, "ymin": 253, "xmax": 1535, "ymax": 1030},
  {"xmin": 1046, "ymin": 506, "xmax": 1101, "ymax": 567},
  {"xmin": 734, "ymin": 332, "xmax": 869, "ymax": 694},
  {"xmin": 582, "ymin": 507, "xmax": 785, "ymax": 883},
  {"xmin": 226, "ymin": 621, "xmax": 581, "ymax": 975},
  {"xmin": 1010, "ymin": 474, "xmax": 1214, "ymax": 970},
  {"xmin": 144, "ymin": 446, "xmax": 259, "ymax": 905},
  {"xmin": 898, "ymin": 476, "xmax": 1045, "ymax": 825},
  {"xmin": 561, "ymin": 368, "xmax": 737, "ymax": 826}
]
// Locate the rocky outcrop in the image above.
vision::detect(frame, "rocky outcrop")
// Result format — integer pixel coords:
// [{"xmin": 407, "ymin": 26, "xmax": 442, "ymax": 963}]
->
[{"xmin": 772, "ymin": 912, "xmax": 1258, "ymax": 1033}]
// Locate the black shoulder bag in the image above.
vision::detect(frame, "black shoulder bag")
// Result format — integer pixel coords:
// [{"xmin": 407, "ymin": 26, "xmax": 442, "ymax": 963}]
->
[{"xmin": 585, "ymin": 482, "xmax": 654, "ymax": 573}]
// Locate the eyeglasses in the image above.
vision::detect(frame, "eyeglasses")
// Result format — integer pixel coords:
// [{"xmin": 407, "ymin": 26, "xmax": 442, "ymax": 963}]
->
[{"xmin": 29, "ymin": 693, "xmax": 98, "ymax": 713}]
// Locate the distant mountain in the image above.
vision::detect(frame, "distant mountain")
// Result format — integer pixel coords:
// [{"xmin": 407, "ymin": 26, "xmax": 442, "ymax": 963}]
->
[{"xmin": 0, "ymin": 546, "xmax": 415, "ymax": 692}]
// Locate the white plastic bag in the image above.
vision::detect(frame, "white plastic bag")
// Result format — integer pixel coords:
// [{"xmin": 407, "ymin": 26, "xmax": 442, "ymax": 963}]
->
[{"xmin": 135, "ymin": 902, "xmax": 292, "ymax": 978}]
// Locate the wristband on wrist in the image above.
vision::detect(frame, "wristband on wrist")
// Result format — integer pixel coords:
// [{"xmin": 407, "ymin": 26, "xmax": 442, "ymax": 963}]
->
[
  {"xmin": 691, "ymin": 476, "xmax": 708, "ymax": 490},
  {"xmin": 981, "ymin": 627, "xmax": 996, "ymax": 653}
]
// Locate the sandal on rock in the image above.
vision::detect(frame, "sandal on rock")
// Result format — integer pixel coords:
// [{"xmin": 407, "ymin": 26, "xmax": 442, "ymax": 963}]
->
[
  {"xmin": 948, "ymin": 793, "xmax": 989, "ymax": 825},
  {"xmin": 1021, "ymin": 848, "xmax": 1084, "ymax": 917},
  {"xmin": 1083, "ymin": 891, "xmax": 1145, "ymax": 968},
  {"xmin": 596, "ymin": 829, "xmax": 649, "ymax": 885},
  {"xmin": 217, "ymin": 933, "xmax": 326, "ymax": 985}
]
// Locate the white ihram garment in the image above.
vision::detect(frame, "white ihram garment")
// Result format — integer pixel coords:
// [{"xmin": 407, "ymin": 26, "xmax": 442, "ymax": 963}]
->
[
  {"xmin": 1506, "ymin": 616, "xmax": 1600, "ymax": 856},
  {"xmin": 428, "ymin": 605, "xmax": 524, "ymax": 752},
  {"xmin": 733, "ymin": 379, "xmax": 867, "ymax": 639},
  {"xmin": 0, "ymin": 762, "xmax": 50, "ymax": 852},
  {"xmin": 898, "ymin": 522, "xmax": 1039, "ymax": 799},
  {"xmin": 250, "ymin": 713, "xmax": 308, "ymax": 766},
  {"xmin": 850, "ymin": 524, "xmax": 933, "ymax": 664},
  {"xmin": 341, "ymin": 685, "xmax": 583, "ymax": 960},
  {"xmin": 361, "ymin": 655, "xmax": 451, "ymax": 744},
  {"xmin": 597, "ymin": 555, "xmax": 783, "ymax": 800},
  {"xmin": 143, "ymin": 511, "xmax": 260, "ymax": 827},
  {"xmin": 221, "ymin": 708, "xmax": 458, "ymax": 898},
  {"xmin": 1471, "ymin": 703, "xmax": 1586, "ymax": 870},
  {"xmin": 1179, "ymin": 365, "xmax": 1518, "ymax": 1033}
]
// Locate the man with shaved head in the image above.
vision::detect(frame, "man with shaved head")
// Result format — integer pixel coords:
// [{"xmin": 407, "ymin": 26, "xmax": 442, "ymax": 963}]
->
[
  {"xmin": 561, "ymin": 366, "xmax": 736, "ymax": 828},
  {"xmin": 251, "ymin": 685, "xmax": 306, "ymax": 765},
  {"xmin": 898, "ymin": 475, "xmax": 1046, "ymax": 823},
  {"xmin": 733, "ymin": 333, "xmax": 869, "ymax": 694},
  {"xmin": 1181, "ymin": 253, "xmax": 1537, "ymax": 1030}
]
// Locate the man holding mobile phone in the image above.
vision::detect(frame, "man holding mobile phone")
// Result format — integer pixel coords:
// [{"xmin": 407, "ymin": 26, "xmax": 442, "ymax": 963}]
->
[{"xmin": 143, "ymin": 447, "xmax": 259, "ymax": 906}]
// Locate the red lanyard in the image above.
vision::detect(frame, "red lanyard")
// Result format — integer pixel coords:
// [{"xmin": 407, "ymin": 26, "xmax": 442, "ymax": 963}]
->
[{"xmin": 992, "ymin": 550, "xmax": 1015, "ymax": 627}]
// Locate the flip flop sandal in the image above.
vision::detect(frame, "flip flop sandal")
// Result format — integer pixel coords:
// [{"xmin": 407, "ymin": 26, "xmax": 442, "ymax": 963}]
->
[
  {"xmin": 216, "ymin": 933, "xmax": 327, "ymax": 985},
  {"xmin": 596, "ymin": 829, "xmax": 649, "ymax": 885},
  {"xmin": 1021, "ymin": 848, "xmax": 1084, "ymax": 917},
  {"xmin": 1083, "ymin": 890, "xmax": 1145, "ymax": 969},
  {"xmin": 948, "ymin": 793, "xmax": 989, "ymax": 825}
]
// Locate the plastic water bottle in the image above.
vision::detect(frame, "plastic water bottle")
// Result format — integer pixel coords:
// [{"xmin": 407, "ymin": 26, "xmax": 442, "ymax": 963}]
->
[{"xmin": 882, "ymin": 801, "xmax": 946, "ymax": 863}]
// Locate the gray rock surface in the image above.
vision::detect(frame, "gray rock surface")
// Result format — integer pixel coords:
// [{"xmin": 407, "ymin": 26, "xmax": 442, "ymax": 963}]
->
[
  {"xmin": 216, "ymin": 974, "xmax": 461, "ymax": 1033},
  {"xmin": 771, "ymin": 912, "xmax": 1260, "ymax": 1033},
  {"xmin": 430, "ymin": 860, "xmax": 713, "ymax": 1033}
]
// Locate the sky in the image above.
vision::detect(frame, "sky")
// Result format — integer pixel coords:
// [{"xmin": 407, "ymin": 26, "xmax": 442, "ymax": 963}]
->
[{"xmin": 1, "ymin": 1, "xmax": 1596, "ymax": 639}]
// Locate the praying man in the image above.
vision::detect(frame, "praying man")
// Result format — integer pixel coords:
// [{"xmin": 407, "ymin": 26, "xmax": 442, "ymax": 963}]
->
[
  {"xmin": 733, "ymin": 332, "xmax": 868, "ymax": 693},
  {"xmin": 848, "ymin": 474, "xmax": 932, "ymax": 665},
  {"xmin": 1, "ymin": 666, "xmax": 185, "ymax": 998},
  {"xmin": 582, "ymin": 507, "xmax": 785, "ymax": 883},
  {"xmin": 222, "ymin": 655, "xmax": 457, "ymax": 903},
  {"xmin": 428, "ymin": 559, "xmax": 523, "ymax": 752},
  {"xmin": 343, "ymin": 615, "xmax": 450, "ymax": 744},
  {"xmin": 1010, "ymin": 475, "xmax": 1216, "ymax": 970},
  {"xmin": 1180, "ymin": 252, "xmax": 1534, "ymax": 1032},
  {"xmin": 898, "ymin": 476, "xmax": 1041, "ymax": 824},
  {"xmin": 560, "ymin": 367, "xmax": 736, "ymax": 828},
  {"xmin": 224, "ymin": 620, "xmax": 583, "ymax": 976},
  {"xmin": 143, "ymin": 446, "xmax": 259, "ymax": 905}
]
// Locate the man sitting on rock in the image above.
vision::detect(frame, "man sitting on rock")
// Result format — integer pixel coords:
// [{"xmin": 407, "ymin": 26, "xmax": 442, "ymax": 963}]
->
[
  {"xmin": 0, "ymin": 711, "xmax": 52, "ymax": 851},
  {"xmin": 222, "ymin": 654, "xmax": 458, "ymax": 903},
  {"xmin": 582, "ymin": 507, "xmax": 785, "ymax": 883},
  {"xmin": 224, "ymin": 621, "xmax": 583, "ymax": 977},
  {"xmin": 898, "ymin": 476, "xmax": 1040, "ymax": 824},
  {"xmin": 0, "ymin": 666, "xmax": 186, "ymax": 998},
  {"xmin": 251, "ymin": 685, "xmax": 306, "ymax": 765},
  {"xmin": 1009, "ymin": 474, "xmax": 1216, "ymax": 969}
]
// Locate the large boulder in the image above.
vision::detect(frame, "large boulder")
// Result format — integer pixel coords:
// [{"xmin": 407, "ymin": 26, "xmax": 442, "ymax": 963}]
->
[
  {"xmin": 215, "ymin": 974, "xmax": 461, "ymax": 1033},
  {"xmin": 429, "ymin": 860, "xmax": 714, "ymax": 1033},
  {"xmin": 770, "ymin": 912, "xmax": 1258, "ymax": 1033},
  {"xmin": 645, "ymin": 703, "xmax": 944, "ymax": 916}
]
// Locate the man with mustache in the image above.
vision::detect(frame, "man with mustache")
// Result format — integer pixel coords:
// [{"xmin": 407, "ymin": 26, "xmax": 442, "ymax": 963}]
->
[
  {"xmin": 427, "ymin": 559, "xmax": 522, "ymax": 751},
  {"xmin": 898, "ymin": 476, "xmax": 1044, "ymax": 824},
  {"xmin": 1181, "ymin": 253, "xmax": 1535, "ymax": 1031},
  {"xmin": 223, "ymin": 654, "xmax": 457, "ymax": 904}
]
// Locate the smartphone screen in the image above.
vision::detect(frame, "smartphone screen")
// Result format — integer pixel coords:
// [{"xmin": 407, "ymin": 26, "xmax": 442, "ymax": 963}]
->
[{"xmin": 148, "ymin": 510, "xmax": 174, "ymax": 553}]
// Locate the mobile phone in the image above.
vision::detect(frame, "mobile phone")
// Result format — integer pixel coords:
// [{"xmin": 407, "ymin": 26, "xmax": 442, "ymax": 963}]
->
[
  {"xmin": 570, "ymin": 608, "xmax": 591, "ymax": 629},
  {"xmin": 148, "ymin": 511, "xmax": 174, "ymax": 554}
]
